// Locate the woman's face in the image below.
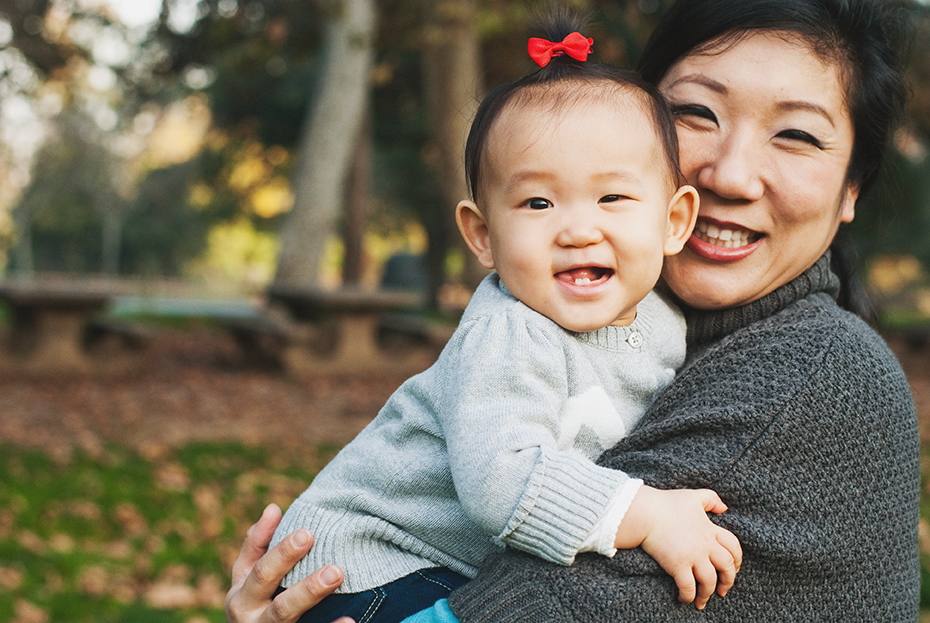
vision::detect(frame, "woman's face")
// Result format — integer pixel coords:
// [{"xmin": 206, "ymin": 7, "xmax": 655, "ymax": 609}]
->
[{"xmin": 658, "ymin": 31, "xmax": 858, "ymax": 309}]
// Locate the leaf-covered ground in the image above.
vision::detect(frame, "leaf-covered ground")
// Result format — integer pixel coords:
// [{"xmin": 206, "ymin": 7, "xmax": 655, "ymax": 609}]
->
[
  {"xmin": 0, "ymin": 325, "xmax": 927, "ymax": 622},
  {"xmin": 0, "ymin": 325, "xmax": 413, "ymax": 623}
]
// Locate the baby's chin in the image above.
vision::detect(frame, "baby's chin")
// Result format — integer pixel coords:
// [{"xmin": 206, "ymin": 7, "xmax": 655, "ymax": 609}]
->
[{"xmin": 547, "ymin": 313, "xmax": 621, "ymax": 334}]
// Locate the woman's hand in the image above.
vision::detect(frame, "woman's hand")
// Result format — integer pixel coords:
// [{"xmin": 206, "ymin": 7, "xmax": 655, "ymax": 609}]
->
[{"xmin": 226, "ymin": 503, "xmax": 352, "ymax": 623}]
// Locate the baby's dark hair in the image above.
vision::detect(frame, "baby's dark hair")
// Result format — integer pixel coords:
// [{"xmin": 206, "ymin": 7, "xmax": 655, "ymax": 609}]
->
[{"xmin": 464, "ymin": 11, "xmax": 682, "ymax": 203}]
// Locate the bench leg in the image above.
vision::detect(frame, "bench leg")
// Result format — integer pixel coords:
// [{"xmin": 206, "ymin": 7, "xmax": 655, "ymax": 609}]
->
[
  {"xmin": 20, "ymin": 309, "xmax": 93, "ymax": 375},
  {"xmin": 282, "ymin": 314, "xmax": 434, "ymax": 376}
]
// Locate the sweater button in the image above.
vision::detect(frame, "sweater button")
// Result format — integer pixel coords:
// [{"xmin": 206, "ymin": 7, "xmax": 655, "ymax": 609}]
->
[{"xmin": 627, "ymin": 331, "xmax": 643, "ymax": 348}]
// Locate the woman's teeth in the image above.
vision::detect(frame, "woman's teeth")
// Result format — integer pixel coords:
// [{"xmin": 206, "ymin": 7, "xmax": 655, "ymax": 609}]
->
[{"xmin": 695, "ymin": 221, "xmax": 755, "ymax": 248}]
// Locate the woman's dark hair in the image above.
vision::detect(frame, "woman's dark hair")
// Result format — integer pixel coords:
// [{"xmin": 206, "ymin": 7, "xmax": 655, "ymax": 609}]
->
[
  {"xmin": 637, "ymin": 0, "xmax": 910, "ymax": 323},
  {"xmin": 464, "ymin": 12, "xmax": 682, "ymax": 203}
]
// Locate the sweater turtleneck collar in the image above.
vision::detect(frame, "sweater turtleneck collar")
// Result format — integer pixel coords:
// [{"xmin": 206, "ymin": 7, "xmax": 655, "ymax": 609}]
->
[{"xmin": 679, "ymin": 253, "xmax": 840, "ymax": 349}]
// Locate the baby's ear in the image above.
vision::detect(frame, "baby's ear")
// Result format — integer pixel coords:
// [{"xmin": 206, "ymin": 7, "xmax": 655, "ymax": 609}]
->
[
  {"xmin": 456, "ymin": 200, "xmax": 495, "ymax": 269},
  {"xmin": 663, "ymin": 185, "xmax": 699, "ymax": 256}
]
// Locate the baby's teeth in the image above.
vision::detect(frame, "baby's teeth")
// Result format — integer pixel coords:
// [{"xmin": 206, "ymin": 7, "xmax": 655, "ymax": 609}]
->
[{"xmin": 575, "ymin": 277, "xmax": 591, "ymax": 285}]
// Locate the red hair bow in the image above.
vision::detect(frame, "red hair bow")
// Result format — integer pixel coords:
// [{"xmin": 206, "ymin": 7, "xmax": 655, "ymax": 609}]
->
[{"xmin": 527, "ymin": 32, "xmax": 594, "ymax": 67}]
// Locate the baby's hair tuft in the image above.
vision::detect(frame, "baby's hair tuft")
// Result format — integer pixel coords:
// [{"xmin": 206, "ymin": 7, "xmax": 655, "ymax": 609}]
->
[{"xmin": 531, "ymin": 4, "xmax": 593, "ymax": 45}]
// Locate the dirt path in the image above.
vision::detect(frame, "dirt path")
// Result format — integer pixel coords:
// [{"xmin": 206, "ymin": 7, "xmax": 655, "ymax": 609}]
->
[
  {"xmin": 0, "ymin": 327, "xmax": 411, "ymax": 458},
  {"xmin": 0, "ymin": 327, "xmax": 927, "ymax": 457}
]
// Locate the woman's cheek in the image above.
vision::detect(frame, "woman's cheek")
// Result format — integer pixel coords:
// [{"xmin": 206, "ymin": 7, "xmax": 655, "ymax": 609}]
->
[{"xmin": 674, "ymin": 130, "xmax": 711, "ymax": 186}]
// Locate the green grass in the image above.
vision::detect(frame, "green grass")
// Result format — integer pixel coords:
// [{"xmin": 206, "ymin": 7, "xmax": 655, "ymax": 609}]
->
[
  {"xmin": 1, "ymin": 441, "xmax": 927, "ymax": 621},
  {"xmin": 0, "ymin": 442, "xmax": 325, "ymax": 623}
]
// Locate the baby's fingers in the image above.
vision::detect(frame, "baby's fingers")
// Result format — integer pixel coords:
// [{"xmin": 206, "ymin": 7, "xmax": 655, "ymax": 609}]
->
[
  {"xmin": 716, "ymin": 528, "xmax": 743, "ymax": 573},
  {"xmin": 672, "ymin": 566, "xmax": 697, "ymax": 605},
  {"xmin": 696, "ymin": 489, "xmax": 728, "ymax": 515},
  {"xmin": 709, "ymin": 544, "xmax": 737, "ymax": 598},
  {"xmin": 692, "ymin": 559, "xmax": 718, "ymax": 610}
]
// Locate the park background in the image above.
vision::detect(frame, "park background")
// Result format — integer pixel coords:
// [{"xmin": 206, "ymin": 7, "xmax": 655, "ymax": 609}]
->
[{"xmin": 0, "ymin": 0, "xmax": 928, "ymax": 621}]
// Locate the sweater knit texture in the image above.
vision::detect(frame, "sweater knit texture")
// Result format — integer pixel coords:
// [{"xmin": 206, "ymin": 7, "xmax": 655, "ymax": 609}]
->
[
  {"xmin": 447, "ymin": 254, "xmax": 920, "ymax": 622},
  {"xmin": 271, "ymin": 273, "xmax": 687, "ymax": 593}
]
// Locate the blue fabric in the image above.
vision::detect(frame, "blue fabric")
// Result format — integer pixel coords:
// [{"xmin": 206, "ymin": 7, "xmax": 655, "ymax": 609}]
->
[
  {"xmin": 284, "ymin": 567, "xmax": 467, "ymax": 623},
  {"xmin": 400, "ymin": 598, "xmax": 462, "ymax": 623}
]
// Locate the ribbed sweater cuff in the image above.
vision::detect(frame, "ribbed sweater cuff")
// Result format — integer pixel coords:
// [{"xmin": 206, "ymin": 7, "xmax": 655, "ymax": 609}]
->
[{"xmin": 501, "ymin": 450, "xmax": 629, "ymax": 565}]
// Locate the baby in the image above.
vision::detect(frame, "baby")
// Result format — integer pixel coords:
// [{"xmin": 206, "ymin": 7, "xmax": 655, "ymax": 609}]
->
[{"xmin": 271, "ymin": 21, "xmax": 741, "ymax": 623}]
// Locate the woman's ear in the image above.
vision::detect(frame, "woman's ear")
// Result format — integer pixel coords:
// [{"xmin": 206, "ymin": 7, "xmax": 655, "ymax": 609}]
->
[
  {"xmin": 839, "ymin": 183, "xmax": 859, "ymax": 223},
  {"xmin": 456, "ymin": 200, "xmax": 495, "ymax": 269},
  {"xmin": 663, "ymin": 185, "xmax": 700, "ymax": 256}
]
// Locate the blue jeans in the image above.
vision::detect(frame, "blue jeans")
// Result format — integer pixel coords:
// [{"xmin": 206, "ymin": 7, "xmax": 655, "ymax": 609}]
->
[{"xmin": 279, "ymin": 567, "xmax": 469, "ymax": 623}]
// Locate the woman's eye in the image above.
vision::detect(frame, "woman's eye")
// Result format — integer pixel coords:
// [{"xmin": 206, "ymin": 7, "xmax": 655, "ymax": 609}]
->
[
  {"xmin": 776, "ymin": 129, "xmax": 824, "ymax": 149},
  {"xmin": 670, "ymin": 104, "xmax": 717, "ymax": 123},
  {"xmin": 525, "ymin": 198, "xmax": 553, "ymax": 210}
]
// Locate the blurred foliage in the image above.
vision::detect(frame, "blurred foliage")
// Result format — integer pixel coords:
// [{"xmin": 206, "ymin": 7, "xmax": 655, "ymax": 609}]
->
[
  {"xmin": 0, "ymin": 0, "xmax": 678, "ymax": 282},
  {"xmin": 0, "ymin": 0, "xmax": 927, "ymax": 283},
  {"xmin": 8, "ymin": 111, "xmax": 123, "ymax": 273},
  {"xmin": 854, "ymin": 6, "xmax": 930, "ymax": 275}
]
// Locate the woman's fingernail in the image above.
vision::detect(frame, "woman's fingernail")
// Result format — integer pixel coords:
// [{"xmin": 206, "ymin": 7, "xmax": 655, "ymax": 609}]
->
[
  {"xmin": 292, "ymin": 530, "xmax": 310, "ymax": 547},
  {"xmin": 321, "ymin": 565, "xmax": 342, "ymax": 586}
]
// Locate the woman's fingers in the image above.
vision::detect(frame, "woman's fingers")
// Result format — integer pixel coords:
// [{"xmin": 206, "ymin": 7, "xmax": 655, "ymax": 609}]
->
[
  {"xmin": 225, "ymin": 506, "xmax": 347, "ymax": 623},
  {"xmin": 231, "ymin": 504, "xmax": 284, "ymax": 588},
  {"xmin": 266, "ymin": 565, "xmax": 346, "ymax": 623},
  {"xmin": 239, "ymin": 529, "xmax": 315, "ymax": 609}
]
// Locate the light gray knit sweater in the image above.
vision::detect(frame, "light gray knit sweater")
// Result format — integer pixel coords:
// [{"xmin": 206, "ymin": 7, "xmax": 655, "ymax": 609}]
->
[
  {"xmin": 271, "ymin": 273, "xmax": 687, "ymax": 593},
  {"xmin": 447, "ymin": 255, "xmax": 920, "ymax": 622}
]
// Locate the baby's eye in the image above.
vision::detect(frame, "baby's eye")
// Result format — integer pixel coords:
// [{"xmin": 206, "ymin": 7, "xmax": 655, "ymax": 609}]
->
[
  {"xmin": 600, "ymin": 195, "xmax": 627, "ymax": 203},
  {"xmin": 776, "ymin": 129, "xmax": 824, "ymax": 149},
  {"xmin": 525, "ymin": 198, "xmax": 553, "ymax": 210}
]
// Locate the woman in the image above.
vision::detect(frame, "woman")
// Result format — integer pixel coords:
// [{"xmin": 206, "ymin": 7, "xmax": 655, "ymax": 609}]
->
[{"xmin": 226, "ymin": 0, "xmax": 919, "ymax": 620}]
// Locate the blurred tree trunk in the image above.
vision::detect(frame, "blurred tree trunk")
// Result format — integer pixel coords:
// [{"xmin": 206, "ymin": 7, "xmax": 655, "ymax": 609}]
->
[
  {"xmin": 274, "ymin": 0, "xmax": 376, "ymax": 288},
  {"xmin": 342, "ymin": 110, "xmax": 372, "ymax": 285},
  {"xmin": 12, "ymin": 209, "xmax": 34, "ymax": 275},
  {"xmin": 422, "ymin": 0, "xmax": 487, "ymax": 298},
  {"xmin": 101, "ymin": 212, "xmax": 123, "ymax": 276}
]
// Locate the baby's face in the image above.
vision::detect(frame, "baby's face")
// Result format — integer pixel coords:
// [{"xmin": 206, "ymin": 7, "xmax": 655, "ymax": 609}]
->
[{"xmin": 478, "ymin": 95, "xmax": 679, "ymax": 332}]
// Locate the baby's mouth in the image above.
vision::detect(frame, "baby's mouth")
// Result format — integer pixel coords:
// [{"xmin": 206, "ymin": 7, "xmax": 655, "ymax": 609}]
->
[
  {"xmin": 556, "ymin": 266, "xmax": 613, "ymax": 286},
  {"xmin": 694, "ymin": 220, "xmax": 760, "ymax": 248}
]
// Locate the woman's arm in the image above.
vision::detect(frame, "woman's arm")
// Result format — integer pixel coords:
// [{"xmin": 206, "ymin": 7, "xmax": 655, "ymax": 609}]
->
[
  {"xmin": 225, "ymin": 504, "xmax": 352, "ymax": 623},
  {"xmin": 447, "ymin": 303, "xmax": 919, "ymax": 621}
]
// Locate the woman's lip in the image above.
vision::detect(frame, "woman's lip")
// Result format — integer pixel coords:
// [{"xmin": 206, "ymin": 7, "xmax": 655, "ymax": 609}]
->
[
  {"xmin": 699, "ymin": 216, "xmax": 751, "ymax": 230},
  {"xmin": 687, "ymin": 217, "xmax": 763, "ymax": 262},
  {"xmin": 686, "ymin": 233, "xmax": 761, "ymax": 262}
]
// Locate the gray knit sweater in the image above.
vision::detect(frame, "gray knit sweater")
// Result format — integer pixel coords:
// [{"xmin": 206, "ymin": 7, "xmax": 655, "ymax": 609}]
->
[
  {"xmin": 448, "ymin": 255, "xmax": 920, "ymax": 622},
  {"xmin": 272, "ymin": 273, "xmax": 687, "ymax": 593}
]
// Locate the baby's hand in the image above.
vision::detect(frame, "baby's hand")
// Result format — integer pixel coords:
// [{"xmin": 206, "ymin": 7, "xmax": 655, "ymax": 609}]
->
[{"xmin": 614, "ymin": 486, "xmax": 742, "ymax": 610}]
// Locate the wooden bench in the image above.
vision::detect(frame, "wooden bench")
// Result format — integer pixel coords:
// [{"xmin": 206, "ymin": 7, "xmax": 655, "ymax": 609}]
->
[
  {"xmin": 0, "ymin": 279, "xmax": 132, "ymax": 375},
  {"xmin": 234, "ymin": 285, "xmax": 439, "ymax": 376}
]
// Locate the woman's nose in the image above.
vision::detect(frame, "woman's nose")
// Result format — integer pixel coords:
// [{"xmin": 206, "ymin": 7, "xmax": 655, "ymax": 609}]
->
[{"xmin": 695, "ymin": 132, "xmax": 765, "ymax": 202}]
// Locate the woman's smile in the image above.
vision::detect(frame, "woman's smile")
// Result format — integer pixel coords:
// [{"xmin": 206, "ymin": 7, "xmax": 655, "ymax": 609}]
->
[{"xmin": 687, "ymin": 217, "xmax": 762, "ymax": 262}]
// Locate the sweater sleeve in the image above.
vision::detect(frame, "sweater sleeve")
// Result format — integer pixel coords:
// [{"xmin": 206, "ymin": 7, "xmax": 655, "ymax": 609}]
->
[
  {"xmin": 448, "ymin": 300, "xmax": 920, "ymax": 622},
  {"xmin": 440, "ymin": 307, "xmax": 630, "ymax": 566}
]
